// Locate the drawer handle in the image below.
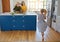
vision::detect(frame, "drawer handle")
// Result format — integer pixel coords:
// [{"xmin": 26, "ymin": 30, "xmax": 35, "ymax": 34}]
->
[
  {"xmin": 13, "ymin": 25, "xmax": 15, "ymax": 27},
  {"xmin": 22, "ymin": 20, "xmax": 24, "ymax": 22},
  {"xmin": 13, "ymin": 20, "xmax": 15, "ymax": 22},
  {"xmin": 22, "ymin": 25, "xmax": 25, "ymax": 27},
  {"xmin": 22, "ymin": 16, "xmax": 24, "ymax": 18}
]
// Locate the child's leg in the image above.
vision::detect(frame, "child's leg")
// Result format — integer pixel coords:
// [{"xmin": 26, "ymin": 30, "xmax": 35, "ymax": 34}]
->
[{"xmin": 41, "ymin": 32, "xmax": 44, "ymax": 42}]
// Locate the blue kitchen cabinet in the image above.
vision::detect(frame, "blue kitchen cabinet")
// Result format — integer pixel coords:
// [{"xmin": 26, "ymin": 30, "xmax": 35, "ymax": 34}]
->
[
  {"xmin": 0, "ymin": 16, "xmax": 12, "ymax": 31},
  {"xmin": 0, "ymin": 15, "xmax": 36, "ymax": 31},
  {"xmin": 23, "ymin": 15, "xmax": 36, "ymax": 30},
  {"xmin": 11, "ymin": 16, "xmax": 24, "ymax": 30}
]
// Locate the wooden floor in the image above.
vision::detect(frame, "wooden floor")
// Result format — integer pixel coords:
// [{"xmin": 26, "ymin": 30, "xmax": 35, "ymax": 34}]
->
[{"xmin": 0, "ymin": 27, "xmax": 60, "ymax": 42}]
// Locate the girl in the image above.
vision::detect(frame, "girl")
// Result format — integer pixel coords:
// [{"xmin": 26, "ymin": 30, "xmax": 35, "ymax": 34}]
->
[{"xmin": 37, "ymin": 9, "xmax": 47, "ymax": 42}]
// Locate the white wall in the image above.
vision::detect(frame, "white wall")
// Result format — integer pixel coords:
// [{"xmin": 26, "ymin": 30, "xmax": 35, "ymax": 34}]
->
[
  {"xmin": 0, "ymin": 0, "xmax": 2, "ymax": 12},
  {"xmin": 52, "ymin": 0, "xmax": 60, "ymax": 33},
  {"xmin": 10, "ymin": 0, "xmax": 14, "ymax": 12},
  {"xmin": 57, "ymin": 0, "xmax": 60, "ymax": 16},
  {"xmin": 13, "ymin": 0, "xmax": 27, "ymax": 6},
  {"xmin": 56, "ymin": 0, "xmax": 60, "ymax": 32}
]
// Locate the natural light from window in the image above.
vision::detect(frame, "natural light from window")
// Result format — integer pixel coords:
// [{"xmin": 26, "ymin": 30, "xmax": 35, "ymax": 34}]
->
[{"xmin": 28, "ymin": 0, "xmax": 52, "ymax": 11}]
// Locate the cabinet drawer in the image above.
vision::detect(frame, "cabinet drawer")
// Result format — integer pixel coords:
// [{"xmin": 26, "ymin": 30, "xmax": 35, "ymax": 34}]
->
[
  {"xmin": 24, "ymin": 15, "xmax": 36, "ymax": 26},
  {"xmin": 24, "ymin": 25, "xmax": 36, "ymax": 30},
  {"xmin": 11, "ymin": 25, "xmax": 23, "ymax": 30},
  {"xmin": 23, "ymin": 15, "xmax": 36, "ymax": 30},
  {"xmin": 24, "ymin": 15, "xmax": 36, "ymax": 22},
  {"xmin": 12, "ymin": 15, "xmax": 24, "ymax": 23},
  {"xmin": 1, "ymin": 24, "xmax": 12, "ymax": 31},
  {"xmin": 0, "ymin": 16, "xmax": 12, "ymax": 25},
  {"xmin": 1, "ymin": 24, "xmax": 24, "ymax": 31}
]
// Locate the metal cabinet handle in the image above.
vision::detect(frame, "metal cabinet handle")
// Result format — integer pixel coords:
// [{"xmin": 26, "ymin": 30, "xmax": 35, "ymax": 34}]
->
[
  {"xmin": 22, "ymin": 20, "xmax": 24, "ymax": 22},
  {"xmin": 12, "ymin": 16, "xmax": 15, "ymax": 17},
  {"xmin": 13, "ymin": 20, "xmax": 15, "ymax": 22},
  {"xmin": 13, "ymin": 25, "xmax": 15, "ymax": 27},
  {"xmin": 22, "ymin": 16, "xmax": 24, "ymax": 18},
  {"xmin": 22, "ymin": 25, "xmax": 25, "ymax": 27}
]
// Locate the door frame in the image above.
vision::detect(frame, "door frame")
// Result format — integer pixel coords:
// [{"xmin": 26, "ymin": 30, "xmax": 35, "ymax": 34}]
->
[{"xmin": 2, "ymin": 0, "xmax": 10, "ymax": 12}]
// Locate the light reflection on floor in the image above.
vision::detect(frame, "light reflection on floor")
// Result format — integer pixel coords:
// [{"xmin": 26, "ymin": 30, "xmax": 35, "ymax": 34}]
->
[{"xmin": 35, "ymin": 26, "xmax": 49, "ymax": 41}]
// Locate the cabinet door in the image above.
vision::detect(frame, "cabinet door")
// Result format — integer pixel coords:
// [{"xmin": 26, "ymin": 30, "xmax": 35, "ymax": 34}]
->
[
  {"xmin": 0, "ymin": 16, "xmax": 12, "ymax": 31},
  {"xmin": 24, "ymin": 15, "xmax": 36, "ymax": 30},
  {"xmin": 11, "ymin": 16, "xmax": 24, "ymax": 30}
]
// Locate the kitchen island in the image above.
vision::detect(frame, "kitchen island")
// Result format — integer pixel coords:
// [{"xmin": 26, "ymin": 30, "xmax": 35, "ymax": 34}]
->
[{"xmin": 0, "ymin": 12, "xmax": 37, "ymax": 31}]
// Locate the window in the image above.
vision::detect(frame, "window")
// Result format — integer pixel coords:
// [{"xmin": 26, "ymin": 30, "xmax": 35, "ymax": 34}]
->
[{"xmin": 28, "ymin": 0, "xmax": 52, "ymax": 11}]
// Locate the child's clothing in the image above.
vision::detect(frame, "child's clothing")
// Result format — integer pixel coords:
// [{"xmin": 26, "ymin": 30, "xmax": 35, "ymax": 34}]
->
[{"xmin": 38, "ymin": 14, "xmax": 47, "ymax": 32}]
